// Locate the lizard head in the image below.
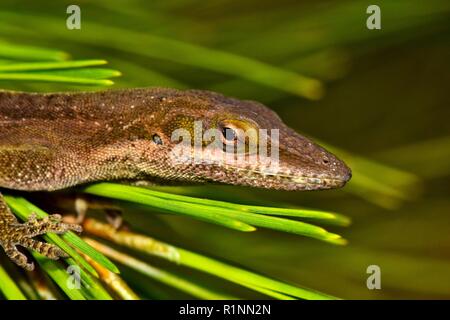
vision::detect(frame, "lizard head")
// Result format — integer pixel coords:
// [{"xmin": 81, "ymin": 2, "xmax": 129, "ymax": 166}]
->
[{"xmin": 136, "ymin": 89, "xmax": 351, "ymax": 191}]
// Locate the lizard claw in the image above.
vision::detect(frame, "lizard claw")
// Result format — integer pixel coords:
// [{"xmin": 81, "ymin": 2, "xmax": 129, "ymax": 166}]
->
[
  {"xmin": 27, "ymin": 212, "xmax": 38, "ymax": 225},
  {"xmin": 3, "ymin": 244, "xmax": 35, "ymax": 271},
  {"xmin": 0, "ymin": 213, "xmax": 81, "ymax": 271},
  {"xmin": 23, "ymin": 213, "xmax": 82, "ymax": 237}
]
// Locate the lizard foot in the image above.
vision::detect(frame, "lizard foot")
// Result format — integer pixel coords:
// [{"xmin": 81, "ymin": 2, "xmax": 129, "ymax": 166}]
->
[{"xmin": 0, "ymin": 213, "xmax": 82, "ymax": 271}]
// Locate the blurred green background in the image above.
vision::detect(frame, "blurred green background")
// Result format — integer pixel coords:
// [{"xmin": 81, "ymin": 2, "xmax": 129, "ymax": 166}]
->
[{"xmin": 0, "ymin": 0, "xmax": 449, "ymax": 299}]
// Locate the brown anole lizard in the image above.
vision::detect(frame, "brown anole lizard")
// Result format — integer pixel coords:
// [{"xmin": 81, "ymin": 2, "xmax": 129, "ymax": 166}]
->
[{"xmin": 0, "ymin": 88, "xmax": 351, "ymax": 270}]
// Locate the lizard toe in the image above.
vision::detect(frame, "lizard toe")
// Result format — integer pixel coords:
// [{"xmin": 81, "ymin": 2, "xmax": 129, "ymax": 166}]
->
[
  {"xmin": 3, "ymin": 243, "xmax": 35, "ymax": 271},
  {"xmin": 23, "ymin": 214, "xmax": 82, "ymax": 237},
  {"xmin": 20, "ymin": 238, "xmax": 68, "ymax": 260}
]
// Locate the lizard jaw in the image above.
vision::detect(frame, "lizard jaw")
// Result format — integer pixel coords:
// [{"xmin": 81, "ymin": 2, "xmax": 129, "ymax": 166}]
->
[
  {"xmin": 291, "ymin": 173, "xmax": 351, "ymax": 190},
  {"xmin": 192, "ymin": 162, "xmax": 352, "ymax": 191}
]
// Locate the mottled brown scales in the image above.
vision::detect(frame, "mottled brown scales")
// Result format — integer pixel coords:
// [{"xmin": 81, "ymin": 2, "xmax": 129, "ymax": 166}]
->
[{"xmin": 0, "ymin": 88, "xmax": 351, "ymax": 270}]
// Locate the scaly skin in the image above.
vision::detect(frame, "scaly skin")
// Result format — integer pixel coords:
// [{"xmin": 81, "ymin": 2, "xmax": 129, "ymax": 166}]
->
[{"xmin": 0, "ymin": 88, "xmax": 351, "ymax": 269}]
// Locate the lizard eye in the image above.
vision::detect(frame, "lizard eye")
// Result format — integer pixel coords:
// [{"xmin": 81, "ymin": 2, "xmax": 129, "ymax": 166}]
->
[
  {"xmin": 221, "ymin": 127, "xmax": 237, "ymax": 143},
  {"xmin": 152, "ymin": 134, "xmax": 163, "ymax": 145},
  {"xmin": 219, "ymin": 120, "xmax": 259, "ymax": 153}
]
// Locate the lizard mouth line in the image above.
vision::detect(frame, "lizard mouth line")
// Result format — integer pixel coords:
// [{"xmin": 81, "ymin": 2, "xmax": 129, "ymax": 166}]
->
[
  {"xmin": 174, "ymin": 154, "xmax": 350, "ymax": 189},
  {"xmin": 218, "ymin": 164, "xmax": 350, "ymax": 189}
]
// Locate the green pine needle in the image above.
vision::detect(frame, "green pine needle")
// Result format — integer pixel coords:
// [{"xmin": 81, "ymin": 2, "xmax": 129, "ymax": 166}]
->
[
  {"xmin": 84, "ymin": 183, "xmax": 348, "ymax": 245},
  {"xmin": 0, "ymin": 40, "xmax": 67, "ymax": 61},
  {"xmin": 0, "ymin": 60, "xmax": 108, "ymax": 72},
  {"xmin": 85, "ymin": 238, "xmax": 237, "ymax": 300},
  {"xmin": 84, "ymin": 225, "xmax": 337, "ymax": 300},
  {"xmin": 0, "ymin": 42, "xmax": 120, "ymax": 86},
  {"xmin": 0, "ymin": 264, "xmax": 27, "ymax": 300}
]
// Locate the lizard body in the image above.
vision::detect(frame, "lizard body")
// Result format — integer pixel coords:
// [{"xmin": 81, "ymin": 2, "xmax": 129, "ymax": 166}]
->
[{"xmin": 0, "ymin": 88, "xmax": 351, "ymax": 270}]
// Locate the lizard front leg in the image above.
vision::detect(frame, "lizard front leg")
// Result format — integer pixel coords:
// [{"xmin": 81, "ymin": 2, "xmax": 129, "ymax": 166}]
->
[{"xmin": 0, "ymin": 192, "xmax": 82, "ymax": 271}]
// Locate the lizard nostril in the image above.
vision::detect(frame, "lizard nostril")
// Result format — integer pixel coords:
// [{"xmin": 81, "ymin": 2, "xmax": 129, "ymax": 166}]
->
[
  {"xmin": 322, "ymin": 158, "xmax": 329, "ymax": 164},
  {"xmin": 342, "ymin": 170, "xmax": 352, "ymax": 183},
  {"xmin": 152, "ymin": 134, "xmax": 163, "ymax": 145}
]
